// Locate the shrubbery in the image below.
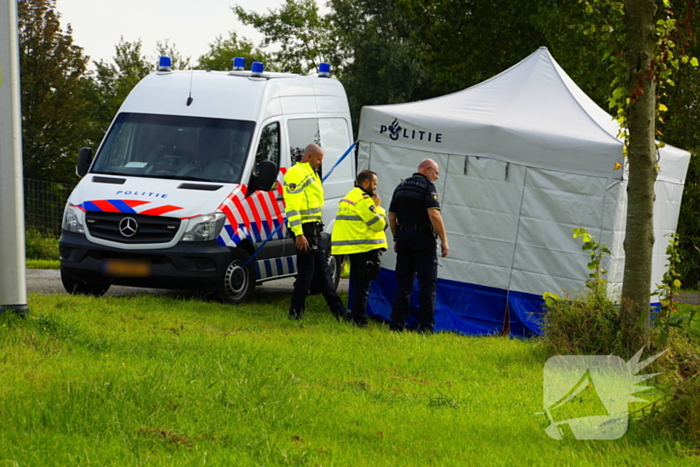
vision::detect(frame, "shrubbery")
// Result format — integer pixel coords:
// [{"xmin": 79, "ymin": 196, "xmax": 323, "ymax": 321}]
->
[
  {"xmin": 25, "ymin": 226, "xmax": 59, "ymax": 260},
  {"xmin": 542, "ymin": 229, "xmax": 700, "ymax": 446}
]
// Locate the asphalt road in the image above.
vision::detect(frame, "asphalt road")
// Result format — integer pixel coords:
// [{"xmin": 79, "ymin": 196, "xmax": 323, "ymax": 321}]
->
[
  {"xmin": 24, "ymin": 269, "xmax": 700, "ymax": 305},
  {"xmin": 25, "ymin": 269, "xmax": 349, "ymax": 298}
]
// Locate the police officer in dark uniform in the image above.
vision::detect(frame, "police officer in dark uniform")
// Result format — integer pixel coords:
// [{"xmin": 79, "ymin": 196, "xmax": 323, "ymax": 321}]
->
[{"xmin": 388, "ymin": 159, "xmax": 449, "ymax": 333}]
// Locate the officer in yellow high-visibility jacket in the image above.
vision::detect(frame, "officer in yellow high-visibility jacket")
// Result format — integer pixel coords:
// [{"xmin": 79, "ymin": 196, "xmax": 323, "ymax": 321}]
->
[
  {"xmin": 284, "ymin": 143, "xmax": 349, "ymax": 321},
  {"xmin": 331, "ymin": 170, "xmax": 388, "ymax": 327}
]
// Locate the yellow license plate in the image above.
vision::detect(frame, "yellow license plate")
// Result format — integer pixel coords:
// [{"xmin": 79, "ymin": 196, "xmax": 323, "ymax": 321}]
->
[{"xmin": 103, "ymin": 259, "xmax": 151, "ymax": 277}]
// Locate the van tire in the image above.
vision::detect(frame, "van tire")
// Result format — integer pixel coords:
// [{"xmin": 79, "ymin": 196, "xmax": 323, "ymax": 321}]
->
[
  {"xmin": 60, "ymin": 268, "xmax": 110, "ymax": 296},
  {"xmin": 329, "ymin": 254, "xmax": 342, "ymax": 291},
  {"xmin": 218, "ymin": 249, "xmax": 255, "ymax": 304}
]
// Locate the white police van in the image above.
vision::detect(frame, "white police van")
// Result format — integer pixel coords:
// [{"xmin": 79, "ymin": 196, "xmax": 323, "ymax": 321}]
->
[{"xmin": 59, "ymin": 58, "xmax": 354, "ymax": 303}]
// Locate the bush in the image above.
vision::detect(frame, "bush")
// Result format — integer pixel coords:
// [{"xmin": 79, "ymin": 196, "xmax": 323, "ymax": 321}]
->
[
  {"xmin": 542, "ymin": 291, "xmax": 621, "ymax": 355},
  {"xmin": 543, "ymin": 229, "xmax": 700, "ymax": 447},
  {"xmin": 642, "ymin": 334, "xmax": 700, "ymax": 445},
  {"xmin": 25, "ymin": 226, "xmax": 59, "ymax": 260},
  {"xmin": 541, "ymin": 228, "xmax": 622, "ymax": 355}
]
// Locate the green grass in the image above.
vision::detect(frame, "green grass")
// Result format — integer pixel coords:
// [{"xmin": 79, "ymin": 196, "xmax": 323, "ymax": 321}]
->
[
  {"xmin": 0, "ymin": 293, "xmax": 698, "ymax": 466},
  {"xmin": 26, "ymin": 259, "xmax": 60, "ymax": 269}
]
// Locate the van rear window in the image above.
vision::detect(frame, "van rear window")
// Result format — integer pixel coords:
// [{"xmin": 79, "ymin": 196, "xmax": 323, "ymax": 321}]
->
[{"xmin": 91, "ymin": 113, "xmax": 255, "ymax": 184}]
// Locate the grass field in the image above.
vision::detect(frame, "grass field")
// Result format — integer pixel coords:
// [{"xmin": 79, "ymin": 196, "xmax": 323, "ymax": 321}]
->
[
  {"xmin": 0, "ymin": 292, "xmax": 698, "ymax": 466},
  {"xmin": 26, "ymin": 259, "xmax": 59, "ymax": 270}
]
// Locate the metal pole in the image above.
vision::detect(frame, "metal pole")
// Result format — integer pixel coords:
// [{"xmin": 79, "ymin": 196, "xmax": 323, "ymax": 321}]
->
[{"xmin": 0, "ymin": 0, "xmax": 29, "ymax": 315}]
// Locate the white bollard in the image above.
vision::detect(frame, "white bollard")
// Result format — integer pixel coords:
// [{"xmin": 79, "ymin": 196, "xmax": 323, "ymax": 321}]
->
[{"xmin": 0, "ymin": 0, "xmax": 29, "ymax": 315}]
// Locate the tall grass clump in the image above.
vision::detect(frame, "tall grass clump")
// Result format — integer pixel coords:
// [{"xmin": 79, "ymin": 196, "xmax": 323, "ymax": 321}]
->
[
  {"xmin": 640, "ymin": 234, "xmax": 700, "ymax": 446},
  {"xmin": 543, "ymin": 229, "xmax": 700, "ymax": 447},
  {"xmin": 541, "ymin": 228, "xmax": 621, "ymax": 355},
  {"xmin": 25, "ymin": 225, "xmax": 59, "ymax": 260}
]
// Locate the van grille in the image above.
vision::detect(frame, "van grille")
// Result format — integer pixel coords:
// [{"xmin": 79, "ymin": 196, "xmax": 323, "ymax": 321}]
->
[{"xmin": 86, "ymin": 212, "xmax": 180, "ymax": 244}]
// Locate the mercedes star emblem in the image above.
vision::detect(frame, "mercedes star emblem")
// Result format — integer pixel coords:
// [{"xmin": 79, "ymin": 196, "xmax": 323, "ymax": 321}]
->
[{"xmin": 119, "ymin": 217, "xmax": 138, "ymax": 238}]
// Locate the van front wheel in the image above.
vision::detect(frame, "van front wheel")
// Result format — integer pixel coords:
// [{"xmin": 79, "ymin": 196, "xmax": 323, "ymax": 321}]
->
[
  {"xmin": 61, "ymin": 268, "xmax": 110, "ymax": 296},
  {"xmin": 218, "ymin": 250, "xmax": 255, "ymax": 304}
]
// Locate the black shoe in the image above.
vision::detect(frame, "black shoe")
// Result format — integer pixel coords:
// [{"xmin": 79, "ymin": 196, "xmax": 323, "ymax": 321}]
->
[
  {"xmin": 353, "ymin": 318, "xmax": 368, "ymax": 328},
  {"xmin": 333, "ymin": 309, "xmax": 352, "ymax": 322},
  {"xmin": 288, "ymin": 308, "xmax": 303, "ymax": 320}
]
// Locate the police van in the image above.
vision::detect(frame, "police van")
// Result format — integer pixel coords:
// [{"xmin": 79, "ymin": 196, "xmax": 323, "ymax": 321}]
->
[{"xmin": 59, "ymin": 58, "xmax": 355, "ymax": 303}]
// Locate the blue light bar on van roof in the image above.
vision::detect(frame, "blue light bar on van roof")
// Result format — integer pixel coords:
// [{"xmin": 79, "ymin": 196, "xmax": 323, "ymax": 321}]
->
[
  {"xmin": 319, "ymin": 62, "xmax": 331, "ymax": 77},
  {"xmin": 251, "ymin": 62, "xmax": 264, "ymax": 76},
  {"xmin": 233, "ymin": 57, "xmax": 245, "ymax": 71},
  {"xmin": 158, "ymin": 56, "xmax": 172, "ymax": 72}
]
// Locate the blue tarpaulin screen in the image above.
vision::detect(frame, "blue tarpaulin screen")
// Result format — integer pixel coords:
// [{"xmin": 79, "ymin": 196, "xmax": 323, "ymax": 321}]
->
[{"xmin": 366, "ymin": 268, "xmax": 546, "ymax": 337}]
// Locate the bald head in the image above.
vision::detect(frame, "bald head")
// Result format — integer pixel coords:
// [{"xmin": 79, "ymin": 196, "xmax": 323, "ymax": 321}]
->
[
  {"xmin": 301, "ymin": 143, "xmax": 324, "ymax": 171},
  {"xmin": 418, "ymin": 158, "xmax": 440, "ymax": 182}
]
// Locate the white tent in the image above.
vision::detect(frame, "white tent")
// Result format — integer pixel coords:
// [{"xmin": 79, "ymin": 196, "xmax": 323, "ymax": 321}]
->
[{"xmin": 356, "ymin": 47, "xmax": 690, "ymax": 336}]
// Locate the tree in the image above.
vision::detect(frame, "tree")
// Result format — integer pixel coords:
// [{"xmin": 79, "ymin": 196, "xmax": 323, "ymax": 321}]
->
[
  {"xmin": 84, "ymin": 38, "xmax": 191, "ymax": 144},
  {"xmin": 530, "ymin": 0, "xmax": 623, "ymax": 109},
  {"xmin": 155, "ymin": 39, "xmax": 191, "ymax": 70},
  {"xmin": 18, "ymin": 0, "xmax": 91, "ymax": 183},
  {"xmin": 619, "ymin": 0, "xmax": 659, "ymax": 351},
  {"xmin": 330, "ymin": 0, "xmax": 546, "ymax": 130},
  {"xmin": 659, "ymin": 2, "xmax": 700, "ymax": 288},
  {"xmin": 81, "ymin": 39, "xmax": 153, "ymax": 144},
  {"xmin": 196, "ymin": 32, "xmax": 270, "ymax": 71},
  {"xmin": 234, "ymin": 0, "xmax": 340, "ymax": 74}
]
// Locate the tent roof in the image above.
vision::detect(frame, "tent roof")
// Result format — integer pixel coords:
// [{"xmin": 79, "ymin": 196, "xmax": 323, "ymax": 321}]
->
[{"xmin": 358, "ymin": 47, "xmax": 688, "ymax": 181}]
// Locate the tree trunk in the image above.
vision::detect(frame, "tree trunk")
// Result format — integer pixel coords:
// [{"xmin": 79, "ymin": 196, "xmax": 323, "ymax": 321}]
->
[{"xmin": 620, "ymin": 0, "xmax": 657, "ymax": 354}]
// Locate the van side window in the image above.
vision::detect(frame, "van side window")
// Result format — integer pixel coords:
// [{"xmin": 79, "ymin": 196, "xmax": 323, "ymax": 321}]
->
[
  {"xmin": 288, "ymin": 118, "xmax": 351, "ymax": 181},
  {"xmin": 255, "ymin": 122, "xmax": 280, "ymax": 169},
  {"xmin": 288, "ymin": 119, "xmax": 320, "ymax": 166}
]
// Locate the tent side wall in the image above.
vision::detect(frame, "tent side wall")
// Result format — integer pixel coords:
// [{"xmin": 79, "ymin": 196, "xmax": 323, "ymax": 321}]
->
[
  {"xmin": 358, "ymin": 141, "xmax": 627, "ymax": 336},
  {"xmin": 606, "ymin": 177, "xmax": 688, "ymax": 301}
]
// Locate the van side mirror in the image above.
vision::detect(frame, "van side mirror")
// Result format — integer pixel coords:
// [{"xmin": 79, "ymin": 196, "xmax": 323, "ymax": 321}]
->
[
  {"xmin": 253, "ymin": 160, "xmax": 278, "ymax": 192},
  {"xmin": 76, "ymin": 147, "xmax": 93, "ymax": 177}
]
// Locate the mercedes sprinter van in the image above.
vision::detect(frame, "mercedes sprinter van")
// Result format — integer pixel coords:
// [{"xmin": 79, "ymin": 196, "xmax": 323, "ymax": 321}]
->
[{"xmin": 59, "ymin": 59, "xmax": 354, "ymax": 303}]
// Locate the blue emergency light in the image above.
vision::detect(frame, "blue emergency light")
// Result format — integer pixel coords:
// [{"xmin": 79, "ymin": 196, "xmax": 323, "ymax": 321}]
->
[
  {"xmin": 319, "ymin": 62, "xmax": 331, "ymax": 77},
  {"xmin": 158, "ymin": 56, "xmax": 172, "ymax": 72},
  {"xmin": 233, "ymin": 57, "xmax": 245, "ymax": 71},
  {"xmin": 251, "ymin": 62, "xmax": 264, "ymax": 76}
]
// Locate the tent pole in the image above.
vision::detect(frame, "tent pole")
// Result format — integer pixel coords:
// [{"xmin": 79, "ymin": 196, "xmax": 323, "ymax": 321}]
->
[{"xmin": 504, "ymin": 166, "xmax": 530, "ymax": 333}]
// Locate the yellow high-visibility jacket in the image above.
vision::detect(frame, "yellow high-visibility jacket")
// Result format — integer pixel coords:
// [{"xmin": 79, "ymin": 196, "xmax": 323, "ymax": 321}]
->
[
  {"xmin": 331, "ymin": 187, "xmax": 388, "ymax": 255},
  {"xmin": 283, "ymin": 162, "xmax": 324, "ymax": 236}
]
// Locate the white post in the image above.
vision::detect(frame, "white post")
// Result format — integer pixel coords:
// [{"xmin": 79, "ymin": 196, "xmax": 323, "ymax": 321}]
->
[{"xmin": 0, "ymin": 0, "xmax": 29, "ymax": 314}]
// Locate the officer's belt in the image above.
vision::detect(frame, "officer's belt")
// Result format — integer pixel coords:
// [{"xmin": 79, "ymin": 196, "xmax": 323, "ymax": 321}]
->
[{"xmin": 398, "ymin": 224, "xmax": 433, "ymax": 232}]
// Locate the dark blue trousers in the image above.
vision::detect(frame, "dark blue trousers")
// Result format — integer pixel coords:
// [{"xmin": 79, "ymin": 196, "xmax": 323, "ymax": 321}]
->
[
  {"xmin": 348, "ymin": 250, "xmax": 376, "ymax": 326},
  {"xmin": 390, "ymin": 230, "xmax": 438, "ymax": 331}
]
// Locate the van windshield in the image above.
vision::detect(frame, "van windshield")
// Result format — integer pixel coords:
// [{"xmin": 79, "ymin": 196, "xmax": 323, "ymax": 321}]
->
[{"xmin": 91, "ymin": 113, "xmax": 256, "ymax": 184}]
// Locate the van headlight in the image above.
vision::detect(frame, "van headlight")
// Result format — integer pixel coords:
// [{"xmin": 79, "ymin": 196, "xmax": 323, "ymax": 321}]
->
[
  {"xmin": 62, "ymin": 203, "xmax": 85, "ymax": 234},
  {"xmin": 181, "ymin": 212, "xmax": 226, "ymax": 242}
]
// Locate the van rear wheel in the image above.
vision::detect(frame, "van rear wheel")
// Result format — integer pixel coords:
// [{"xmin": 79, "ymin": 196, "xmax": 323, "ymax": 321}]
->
[
  {"xmin": 218, "ymin": 249, "xmax": 255, "ymax": 304},
  {"xmin": 60, "ymin": 268, "xmax": 110, "ymax": 296},
  {"xmin": 329, "ymin": 254, "xmax": 342, "ymax": 291}
]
